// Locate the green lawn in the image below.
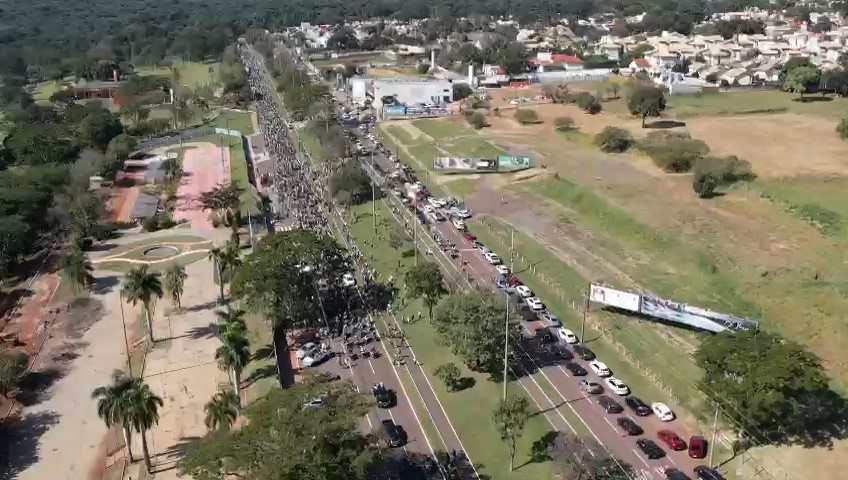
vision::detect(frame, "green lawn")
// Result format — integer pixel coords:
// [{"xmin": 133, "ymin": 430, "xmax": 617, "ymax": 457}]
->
[
  {"xmin": 757, "ymin": 177, "xmax": 848, "ymax": 237},
  {"xmin": 95, "ymin": 251, "xmax": 209, "ymax": 273},
  {"xmin": 413, "ymin": 118, "xmax": 464, "ymax": 140},
  {"xmin": 443, "ymin": 178, "xmax": 479, "ymax": 199},
  {"xmin": 665, "ymin": 90, "xmax": 848, "ymax": 118},
  {"xmin": 193, "ymin": 110, "xmax": 257, "ymax": 212},
  {"xmin": 135, "ymin": 61, "xmax": 221, "ymax": 88},
  {"xmin": 385, "ymin": 125, "xmax": 416, "ymax": 145},
  {"xmin": 345, "ymin": 202, "xmax": 557, "ymax": 480},
  {"xmin": 447, "ymin": 137, "xmax": 505, "ymax": 158},
  {"xmin": 243, "ymin": 310, "xmax": 278, "ymax": 403},
  {"xmin": 207, "ymin": 109, "xmax": 254, "ymax": 135},
  {"xmin": 32, "ymin": 80, "xmax": 63, "ymax": 105}
]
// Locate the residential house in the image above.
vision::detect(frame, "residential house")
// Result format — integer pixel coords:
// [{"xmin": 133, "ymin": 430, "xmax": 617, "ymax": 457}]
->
[
  {"xmin": 629, "ymin": 58, "xmax": 652, "ymax": 72},
  {"xmin": 527, "ymin": 52, "xmax": 585, "ymax": 72},
  {"xmin": 719, "ymin": 68, "xmax": 753, "ymax": 86},
  {"xmin": 706, "ymin": 46, "xmax": 731, "ymax": 66}
]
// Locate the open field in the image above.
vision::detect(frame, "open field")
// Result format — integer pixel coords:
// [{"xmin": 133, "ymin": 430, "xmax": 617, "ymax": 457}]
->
[
  {"xmin": 376, "ymin": 105, "xmax": 848, "ymax": 480},
  {"xmin": 135, "ymin": 61, "xmax": 221, "ymax": 88}
]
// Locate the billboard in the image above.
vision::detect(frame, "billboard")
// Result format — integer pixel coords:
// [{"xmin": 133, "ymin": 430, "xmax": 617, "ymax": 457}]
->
[
  {"xmin": 589, "ymin": 284, "xmax": 641, "ymax": 313},
  {"xmin": 433, "ymin": 157, "xmax": 497, "ymax": 172},
  {"xmin": 497, "ymin": 155, "xmax": 532, "ymax": 171},
  {"xmin": 383, "ymin": 105, "xmax": 407, "ymax": 117}
]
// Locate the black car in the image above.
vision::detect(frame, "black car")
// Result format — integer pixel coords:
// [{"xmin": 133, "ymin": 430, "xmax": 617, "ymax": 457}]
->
[
  {"xmin": 636, "ymin": 439, "xmax": 665, "ymax": 459},
  {"xmin": 565, "ymin": 362, "xmax": 587, "ymax": 376},
  {"xmin": 597, "ymin": 395, "xmax": 623, "ymax": 414},
  {"xmin": 548, "ymin": 345, "xmax": 573, "ymax": 361},
  {"xmin": 665, "ymin": 469, "xmax": 692, "ymax": 480},
  {"xmin": 616, "ymin": 417, "xmax": 644, "ymax": 436},
  {"xmin": 536, "ymin": 327, "xmax": 556, "ymax": 344},
  {"xmin": 625, "ymin": 396, "xmax": 652, "ymax": 417},
  {"xmin": 572, "ymin": 344, "xmax": 596, "ymax": 361},
  {"xmin": 381, "ymin": 419, "xmax": 406, "ymax": 447},
  {"xmin": 693, "ymin": 466, "xmax": 725, "ymax": 480},
  {"xmin": 373, "ymin": 383, "xmax": 394, "ymax": 408}
]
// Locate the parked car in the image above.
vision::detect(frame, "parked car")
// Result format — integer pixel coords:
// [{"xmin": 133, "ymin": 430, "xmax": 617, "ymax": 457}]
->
[
  {"xmin": 688, "ymin": 436, "xmax": 707, "ymax": 459},
  {"xmin": 296, "ymin": 342, "xmax": 319, "ymax": 360},
  {"xmin": 484, "ymin": 252, "xmax": 501, "ymax": 265},
  {"xmin": 495, "ymin": 265, "xmax": 510, "ymax": 276},
  {"xmin": 572, "ymin": 344, "xmax": 595, "ymax": 361},
  {"xmin": 664, "ymin": 468, "xmax": 692, "ymax": 480},
  {"xmin": 625, "ymin": 396, "xmax": 652, "ymax": 416},
  {"xmin": 579, "ymin": 380, "xmax": 603, "ymax": 394},
  {"xmin": 657, "ymin": 429, "xmax": 687, "ymax": 451},
  {"xmin": 495, "ymin": 276, "xmax": 508, "ymax": 289},
  {"xmin": 616, "ymin": 417, "xmax": 643, "ymax": 436},
  {"xmin": 604, "ymin": 377, "xmax": 630, "ymax": 396},
  {"xmin": 539, "ymin": 312, "xmax": 561, "ymax": 327},
  {"xmin": 381, "ymin": 419, "xmax": 406, "ymax": 447},
  {"xmin": 536, "ymin": 327, "xmax": 556, "ymax": 344},
  {"xmin": 452, "ymin": 219, "xmax": 465, "ymax": 230},
  {"xmin": 652, "ymin": 402, "xmax": 675, "ymax": 421},
  {"xmin": 342, "ymin": 273, "xmax": 356, "ymax": 287},
  {"xmin": 589, "ymin": 360, "xmax": 611, "ymax": 377},
  {"xmin": 636, "ymin": 439, "xmax": 666, "ymax": 459},
  {"xmin": 507, "ymin": 277, "xmax": 522, "ymax": 287},
  {"xmin": 476, "ymin": 244, "xmax": 490, "ymax": 254},
  {"xmin": 565, "ymin": 362, "xmax": 587, "ymax": 376},
  {"xmin": 525, "ymin": 297, "xmax": 545, "ymax": 311},
  {"xmin": 463, "ymin": 233, "xmax": 476, "ymax": 242},
  {"xmin": 693, "ymin": 466, "xmax": 725, "ymax": 480},
  {"xmin": 515, "ymin": 285, "xmax": 533, "ymax": 297},
  {"xmin": 548, "ymin": 344, "xmax": 573, "ymax": 360},
  {"xmin": 597, "ymin": 395, "xmax": 623, "ymax": 414},
  {"xmin": 557, "ymin": 328, "xmax": 577, "ymax": 343},
  {"xmin": 302, "ymin": 349, "xmax": 330, "ymax": 367}
]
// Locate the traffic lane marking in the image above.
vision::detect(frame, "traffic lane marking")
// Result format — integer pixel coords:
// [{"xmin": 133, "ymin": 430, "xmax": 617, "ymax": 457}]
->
[{"xmin": 633, "ymin": 449, "xmax": 651, "ymax": 468}]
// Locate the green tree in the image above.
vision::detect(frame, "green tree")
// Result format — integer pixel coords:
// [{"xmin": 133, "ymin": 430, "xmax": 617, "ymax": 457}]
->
[
  {"xmin": 783, "ymin": 66, "xmax": 820, "ymax": 98},
  {"xmin": 208, "ymin": 242, "xmax": 241, "ymax": 303},
  {"xmin": 551, "ymin": 431, "xmax": 635, "ymax": 480},
  {"xmin": 607, "ymin": 81, "xmax": 621, "ymax": 99},
  {"xmin": 594, "ymin": 126, "xmax": 633, "ymax": 152},
  {"xmin": 627, "ymin": 86, "xmax": 666, "ymax": 127},
  {"xmin": 215, "ymin": 329, "xmax": 250, "ymax": 407},
  {"xmin": 231, "ymin": 230, "xmax": 350, "ymax": 371},
  {"xmin": 692, "ymin": 169, "xmax": 720, "ymax": 198},
  {"xmin": 119, "ymin": 97, "xmax": 151, "ymax": 127},
  {"xmin": 837, "ymin": 117, "xmax": 848, "ymax": 140},
  {"xmin": 79, "ymin": 108, "xmax": 125, "ymax": 151},
  {"xmin": 696, "ymin": 330, "xmax": 834, "ymax": 441},
  {"xmin": 121, "ymin": 265, "xmax": 164, "ymax": 344},
  {"xmin": 387, "ymin": 229, "xmax": 405, "ymax": 270},
  {"xmin": 0, "ymin": 349, "xmax": 28, "ymax": 398},
  {"xmin": 106, "ymin": 133, "xmax": 138, "ymax": 161},
  {"xmin": 199, "ymin": 182, "xmax": 243, "ymax": 221},
  {"xmin": 493, "ymin": 394, "xmax": 531, "ymax": 471},
  {"xmin": 498, "ymin": 42, "xmax": 527, "ymax": 76},
  {"xmin": 62, "ymin": 247, "xmax": 95, "ymax": 295},
  {"xmin": 470, "ymin": 111, "xmax": 488, "ymax": 129},
  {"xmin": 93, "ymin": 371, "xmax": 163, "ymax": 473},
  {"xmin": 434, "ymin": 362, "xmax": 462, "ymax": 392},
  {"xmin": 215, "ymin": 307, "xmax": 247, "ymax": 336},
  {"xmin": 513, "ymin": 108, "xmax": 540, "ymax": 125},
  {"xmin": 204, "ymin": 389, "xmax": 239, "ymax": 431},
  {"xmin": 554, "ymin": 116, "xmax": 575, "ymax": 131},
  {"xmin": 164, "ymin": 263, "xmax": 188, "ymax": 310},
  {"xmin": 161, "ymin": 157, "xmax": 183, "ymax": 179},
  {"xmin": 405, "ymin": 262, "xmax": 447, "ymax": 322},
  {"xmin": 178, "ymin": 377, "xmax": 376, "ymax": 480}
]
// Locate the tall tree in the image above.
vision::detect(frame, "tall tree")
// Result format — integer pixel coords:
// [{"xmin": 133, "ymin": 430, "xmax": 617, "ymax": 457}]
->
[
  {"xmin": 404, "ymin": 261, "xmax": 447, "ymax": 322},
  {"xmin": 492, "ymin": 394, "xmax": 531, "ymax": 471},
  {"xmin": 0, "ymin": 349, "xmax": 28, "ymax": 398},
  {"xmin": 208, "ymin": 242, "xmax": 241, "ymax": 304},
  {"xmin": 121, "ymin": 265, "xmax": 164, "ymax": 344},
  {"xmin": 62, "ymin": 247, "xmax": 95, "ymax": 295},
  {"xmin": 163, "ymin": 263, "xmax": 188, "ymax": 310},
  {"xmin": 215, "ymin": 307, "xmax": 247, "ymax": 336},
  {"xmin": 204, "ymin": 389, "xmax": 239, "ymax": 431},
  {"xmin": 119, "ymin": 98, "xmax": 150, "ymax": 128},
  {"xmin": 783, "ymin": 66, "xmax": 820, "ymax": 99},
  {"xmin": 92, "ymin": 370, "xmax": 136, "ymax": 462},
  {"xmin": 551, "ymin": 431, "xmax": 635, "ymax": 480},
  {"xmin": 199, "ymin": 182, "xmax": 243, "ymax": 221},
  {"xmin": 124, "ymin": 376, "xmax": 164, "ymax": 473},
  {"xmin": 215, "ymin": 329, "xmax": 250, "ymax": 407}
]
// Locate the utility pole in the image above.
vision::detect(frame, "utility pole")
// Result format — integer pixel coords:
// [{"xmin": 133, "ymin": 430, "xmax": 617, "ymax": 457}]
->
[
  {"xmin": 581, "ymin": 295, "xmax": 589, "ymax": 342},
  {"xmin": 709, "ymin": 404, "xmax": 720, "ymax": 467},
  {"xmin": 371, "ymin": 151, "xmax": 377, "ymax": 236},
  {"xmin": 509, "ymin": 228, "xmax": 515, "ymax": 273},
  {"xmin": 503, "ymin": 291, "xmax": 510, "ymax": 401},
  {"xmin": 119, "ymin": 298, "xmax": 132, "ymax": 377},
  {"xmin": 413, "ymin": 205, "xmax": 418, "ymax": 266}
]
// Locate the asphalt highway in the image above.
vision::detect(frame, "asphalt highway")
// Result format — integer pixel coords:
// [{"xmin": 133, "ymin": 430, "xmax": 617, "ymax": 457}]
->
[{"xmin": 340, "ymin": 116, "xmax": 711, "ymax": 480}]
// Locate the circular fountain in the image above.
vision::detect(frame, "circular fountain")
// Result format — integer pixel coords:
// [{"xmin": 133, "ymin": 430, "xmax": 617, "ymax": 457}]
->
[{"xmin": 141, "ymin": 245, "xmax": 180, "ymax": 258}]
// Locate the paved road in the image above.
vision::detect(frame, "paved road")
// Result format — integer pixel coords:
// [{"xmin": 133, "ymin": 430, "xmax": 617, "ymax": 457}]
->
[{"xmin": 340, "ymin": 118, "xmax": 712, "ymax": 480}]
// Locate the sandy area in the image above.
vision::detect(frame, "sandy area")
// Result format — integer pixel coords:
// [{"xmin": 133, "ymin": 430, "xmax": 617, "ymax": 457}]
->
[{"xmin": 174, "ymin": 145, "xmax": 231, "ymax": 230}]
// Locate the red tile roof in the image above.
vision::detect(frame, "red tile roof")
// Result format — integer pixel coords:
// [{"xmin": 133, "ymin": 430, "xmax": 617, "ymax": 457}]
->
[
  {"xmin": 528, "ymin": 54, "xmax": 584, "ymax": 66},
  {"xmin": 633, "ymin": 58, "xmax": 651, "ymax": 67}
]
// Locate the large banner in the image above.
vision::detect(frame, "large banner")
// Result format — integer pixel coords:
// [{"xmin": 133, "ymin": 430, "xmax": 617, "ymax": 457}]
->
[
  {"xmin": 433, "ymin": 157, "xmax": 497, "ymax": 172},
  {"xmin": 589, "ymin": 284, "xmax": 641, "ymax": 313}
]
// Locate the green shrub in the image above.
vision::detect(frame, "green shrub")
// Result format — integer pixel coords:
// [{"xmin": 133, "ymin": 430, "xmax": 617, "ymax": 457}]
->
[
  {"xmin": 554, "ymin": 116, "xmax": 575, "ymax": 131},
  {"xmin": 514, "ymin": 108, "xmax": 541, "ymax": 125},
  {"xmin": 837, "ymin": 117, "xmax": 848, "ymax": 140},
  {"xmin": 693, "ymin": 170, "xmax": 720, "ymax": 198},
  {"xmin": 434, "ymin": 362, "xmax": 462, "ymax": 392},
  {"xmin": 694, "ymin": 155, "xmax": 755, "ymax": 183},
  {"xmin": 639, "ymin": 131, "xmax": 710, "ymax": 172},
  {"xmin": 470, "ymin": 111, "xmax": 488, "ymax": 129},
  {"xmin": 594, "ymin": 126, "xmax": 633, "ymax": 152},
  {"xmin": 576, "ymin": 92, "xmax": 601, "ymax": 114}
]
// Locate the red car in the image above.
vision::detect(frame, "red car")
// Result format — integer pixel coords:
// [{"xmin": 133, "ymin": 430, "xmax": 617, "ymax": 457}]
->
[
  {"xmin": 688, "ymin": 435, "xmax": 707, "ymax": 459},
  {"xmin": 657, "ymin": 429, "xmax": 687, "ymax": 451},
  {"xmin": 463, "ymin": 233, "xmax": 476, "ymax": 242},
  {"xmin": 507, "ymin": 277, "xmax": 522, "ymax": 287}
]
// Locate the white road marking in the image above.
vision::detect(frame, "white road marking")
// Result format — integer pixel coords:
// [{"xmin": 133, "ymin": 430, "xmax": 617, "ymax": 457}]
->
[
  {"xmin": 633, "ymin": 449, "xmax": 651, "ymax": 468},
  {"xmin": 668, "ymin": 456, "xmax": 678, "ymax": 467},
  {"xmin": 603, "ymin": 416, "xmax": 618, "ymax": 433},
  {"xmin": 368, "ymin": 359, "xmax": 376, "ymax": 374}
]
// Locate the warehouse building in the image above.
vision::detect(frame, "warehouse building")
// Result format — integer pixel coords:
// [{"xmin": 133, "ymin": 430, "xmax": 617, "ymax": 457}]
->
[{"xmin": 349, "ymin": 77, "xmax": 453, "ymax": 108}]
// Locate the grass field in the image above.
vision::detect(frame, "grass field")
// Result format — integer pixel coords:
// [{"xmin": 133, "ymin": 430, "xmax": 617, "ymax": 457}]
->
[
  {"xmin": 413, "ymin": 118, "xmax": 465, "ymax": 140},
  {"xmin": 135, "ymin": 60, "xmax": 221, "ymax": 88},
  {"xmin": 32, "ymin": 80, "xmax": 64, "ymax": 105},
  {"xmin": 346, "ymin": 202, "xmax": 558, "ymax": 480},
  {"xmin": 195, "ymin": 110, "xmax": 256, "ymax": 211}
]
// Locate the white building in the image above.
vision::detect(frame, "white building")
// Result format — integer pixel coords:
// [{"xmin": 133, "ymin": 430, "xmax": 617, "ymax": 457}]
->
[{"xmin": 348, "ymin": 77, "xmax": 454, "ymax": 108}]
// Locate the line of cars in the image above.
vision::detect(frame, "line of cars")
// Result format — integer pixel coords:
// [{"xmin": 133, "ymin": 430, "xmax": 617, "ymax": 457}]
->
[{"xmin": 465, "ymin": 232, "xmax": 725, "ymax": 480}]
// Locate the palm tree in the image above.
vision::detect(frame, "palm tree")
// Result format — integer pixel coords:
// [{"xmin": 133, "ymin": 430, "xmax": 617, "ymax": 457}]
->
[
  {"xmin": 215, "ymin": 330, "xmax": 250, "ymax": 407},
  {"xmin": 91, "ymin": 371, "xmax": 136, "ymax": 463},
  {"xmin": 214, "ymin": 307, "xmax": 247, "ymax": 335},
  {"xmin": 208, "ymin": 243, "xmax": 241, "ymax": 304},
  {"xmin": 204, "ymin": 389, "xmax": 239, "ymax": 431},
  {"xmin": 124, "ymin": 377, "xmax": 164, "ymax": 473},
  {"xmin": 122, "ymin": 266, "xmax": 164, "ymax": 344},
  {"xmin": 62, "ymin": 247, "xmax": 95, "ymax": 295},
  {"xmin": 208, "ymin": 248, "xmax": 226, "ymax": 304},
  {"xmin": 163, "ymin": 264, "xmax": 188, "ymax": 310}
]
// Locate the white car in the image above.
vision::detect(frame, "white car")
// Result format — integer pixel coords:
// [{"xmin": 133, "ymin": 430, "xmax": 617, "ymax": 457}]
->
[
  {"xmin": 457, "ymin": 208, "xmax": 472, "ymax": 219},
  {"xmin": 589, "ymin": 360, "xmax": 611, "ymax": 377},
  {"xmin": 652, "ymin": 402, "xmax": 675, "ymax": 422},
  {"xmin": 558, "ymin": 328, "xmax": 578, "ymax": 344},
  {"xmin": 605, "ymin": 377, "xmax": 630, "ymax": 396},
  {"xmin": 342, "ymin": 273, "xmax": 356, "ymax": 287},
  {"xmin": 495, "ymin": 265, "xmax": 510, "ymax": 276},
  {"xmin": 296, "ymin": 342, "xmax": 318, "ymax": 360},
  {"xmin": 430, "ymin": 197, "xmax": 447, "ymax": 208},
  {"xmin": 484, "ymin": 252, "xmax": 501, "ymax": 265},
  {"xmin": 525, "ymin": 297, "xmax": 545, "ymax": 311},
  {"xmin": 302, "ymin": 349, "xmax": 330, "ymax": 367},
  {"xmin": 452, "ymin": 219, "xmax": 465, "ymax": 230},
  {"xmin": 478, "ymin": 245, "xmax": 491, "ymax": 255},
  {"xmin": 515, "ymin": 285, "xmax": 533, "ymax": 298},
  {"xmin": 422, "ymin": 204, "xmax": 435, "ymax": 214},
  {"xmin": 541, "ymin": 312, "xmax": 561, "ymax": 327}
]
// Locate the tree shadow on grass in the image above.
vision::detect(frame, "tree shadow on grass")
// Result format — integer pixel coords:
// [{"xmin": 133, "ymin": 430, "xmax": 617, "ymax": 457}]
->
[
  {"xmin": 454, "ymin": 377, "xmax": 476, "ymax": 392},
  {"xmin": 644, "ymin": 120, "xmax": 687, "ymax": 129},
  {"xmin": 793, "ymin": 96, "xmax": 833, "ymax": 103},
  {"xmin": 243, "ymin": 365, "xmax": 278, "ymax": 387},
  {"xmin": 0, "ymin": 410, "xmax": 61, "ymax": 479}
]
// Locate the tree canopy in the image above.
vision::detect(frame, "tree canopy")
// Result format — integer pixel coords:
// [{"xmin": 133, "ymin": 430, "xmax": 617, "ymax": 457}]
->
[{"xmin": 627, "ymin": 86, "xmax": 666, "ymax": 127}]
